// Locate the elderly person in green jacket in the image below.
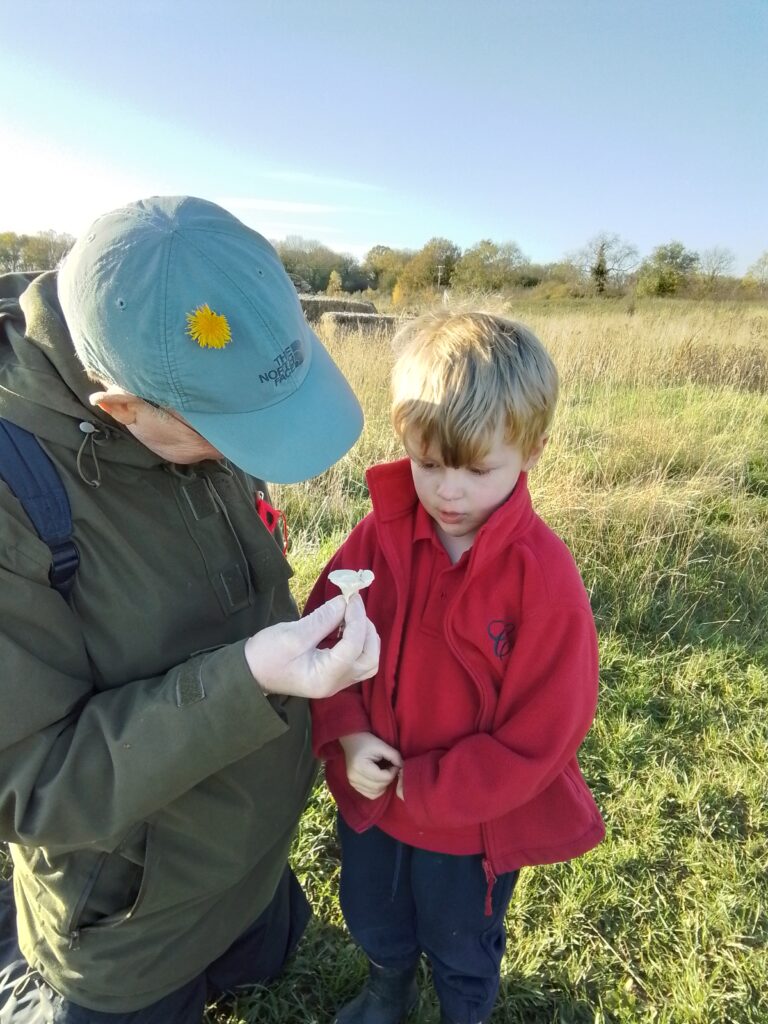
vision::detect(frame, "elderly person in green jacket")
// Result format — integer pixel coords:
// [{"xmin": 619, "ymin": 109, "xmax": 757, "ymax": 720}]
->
[{"xmin": 0, "ymin": 197, "xmax": 378, "ymax": 1022}]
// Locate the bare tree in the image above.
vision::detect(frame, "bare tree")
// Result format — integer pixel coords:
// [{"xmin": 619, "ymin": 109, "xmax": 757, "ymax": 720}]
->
[
  {"xmin": 745, "ymin": 251, "xmax": 768, "ymax": 296},
  {"xmin": 572, "ymin": 233, "xmax": 639, "ymax": 290},
  {"xmin": 699, "ymin": 247, "xmax": 736, "ymax": 290},
  {"xmin": 20, "ymin": 230, "xmax": 75, "ymax": 270}
]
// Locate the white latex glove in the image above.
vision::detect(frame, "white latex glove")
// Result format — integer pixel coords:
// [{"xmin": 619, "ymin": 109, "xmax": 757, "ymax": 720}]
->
[{"xmin": 244, "ymin": 594, "xmax": 380, "ymax": 699}]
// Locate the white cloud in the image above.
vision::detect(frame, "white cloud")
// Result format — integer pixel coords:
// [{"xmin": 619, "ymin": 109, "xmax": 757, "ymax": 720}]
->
[
  {"xmin": 216, "ymin": 197, "xmax": 386, "ymax": 218},
  {"xmin": 214, "ymin": 198, "xmax": 344, "ymax": 215},
  {"xmin": 0, "ymin": 127, "xmax": 385, "ymax": 263},
  {"xmin": 257, "ymin": 170, "xmax": 385, "ymax": 193}
]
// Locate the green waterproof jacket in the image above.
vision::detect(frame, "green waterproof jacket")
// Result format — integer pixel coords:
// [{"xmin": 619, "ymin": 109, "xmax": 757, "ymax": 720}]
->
[{"xmin": 0, "ymin": 272, "xmax": 317, "ymax": 1010}]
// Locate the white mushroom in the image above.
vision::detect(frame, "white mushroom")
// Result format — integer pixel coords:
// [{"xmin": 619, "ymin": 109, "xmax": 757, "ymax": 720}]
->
[{"xmin": 328, "ymin": 569, "xmax": 375, "ymax": 603}]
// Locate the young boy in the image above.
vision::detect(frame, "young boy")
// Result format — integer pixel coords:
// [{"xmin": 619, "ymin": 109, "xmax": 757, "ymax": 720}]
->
[{"xmin": 307, "ymin": 312, "xmax": 605, "ymax": 1024}]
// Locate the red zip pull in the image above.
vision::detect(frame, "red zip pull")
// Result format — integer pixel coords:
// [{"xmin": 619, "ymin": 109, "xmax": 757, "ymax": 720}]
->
[
  {"xmin": 482, "ymin": 857, "xmax": 497, "ymax": 917},
  {"xmin": 255, "ymin": 491, "xmax": 288, "ymax": 554}
]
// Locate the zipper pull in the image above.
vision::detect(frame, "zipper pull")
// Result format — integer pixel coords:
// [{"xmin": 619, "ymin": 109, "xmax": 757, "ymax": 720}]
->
[{"xmin": 482, "ymin": 857, "xmax": 497, "ymax": 917}]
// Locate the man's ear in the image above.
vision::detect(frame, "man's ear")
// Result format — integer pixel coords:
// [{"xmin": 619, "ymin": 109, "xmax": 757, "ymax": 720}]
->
[
  {"xmin": 522, "ymin": 434, "xmax": 548, "ymax": 472},
  {"xmin": 89, "ymin": 387, "xmax": 142, "ymax": 426}
]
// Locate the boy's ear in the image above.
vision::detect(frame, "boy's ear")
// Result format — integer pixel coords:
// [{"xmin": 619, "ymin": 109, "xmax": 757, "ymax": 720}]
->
[
  {"xmin": 89, "ymin": 387, "xmax": 143, "ymax": 427},
  {"xmin": 522, "ymin": 434, "xmax": 548, "ymax": 472}
]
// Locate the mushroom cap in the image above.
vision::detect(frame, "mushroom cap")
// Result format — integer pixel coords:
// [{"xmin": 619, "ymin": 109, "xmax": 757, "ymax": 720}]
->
[{"xmin": 328, "ymin": 568, "xmax": 375, "ymax": 601}]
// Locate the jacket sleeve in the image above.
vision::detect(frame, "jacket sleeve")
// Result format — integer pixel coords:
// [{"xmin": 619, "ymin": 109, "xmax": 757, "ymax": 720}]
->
[
  {"xmin": 401, "ymin": 602, "xmax": 598, "ymax": 829},
  {"xmin": 0, "ymin": 490, "xmax": 291, "ymax": 852},
  {"xmin": 305, "ymin": 535, "xmax": 373, "ymax": 760}
]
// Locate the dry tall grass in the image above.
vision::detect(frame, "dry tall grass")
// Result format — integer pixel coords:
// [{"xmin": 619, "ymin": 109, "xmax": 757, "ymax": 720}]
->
[{"xmin": 280, "ymin": 301, "xmax": 768, "ymax": 629}]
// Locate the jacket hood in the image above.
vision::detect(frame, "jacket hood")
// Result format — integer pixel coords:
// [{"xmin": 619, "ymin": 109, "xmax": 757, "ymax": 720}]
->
[
  {"xmin": 0, "ymin": 271, "xmax": 161, "ymax": 468},
  {"xmin": 365, "ymin": 457, "xmax": 535, "ymax": 564}
]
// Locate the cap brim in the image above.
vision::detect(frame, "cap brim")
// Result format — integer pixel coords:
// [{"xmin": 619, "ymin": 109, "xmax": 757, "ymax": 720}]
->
[{"xmin": 184, "ymin": 329, "xmax": 364, "ymax": 483}]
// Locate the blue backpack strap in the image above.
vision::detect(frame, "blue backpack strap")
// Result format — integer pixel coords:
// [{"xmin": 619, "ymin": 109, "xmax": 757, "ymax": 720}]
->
[{"xmin": 0, "ymin": 418, "xmax": 79, "ymax": 598}]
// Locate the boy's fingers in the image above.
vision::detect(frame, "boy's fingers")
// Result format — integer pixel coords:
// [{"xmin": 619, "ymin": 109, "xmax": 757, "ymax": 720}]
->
[
  {"xmin": 369, "ymin": 740, "xmax": 402, "ymax": 768},
  {"xmin": 378, "ymin": 744, "xmax": 402, "ymax": 768},
  {"xmin": 360, "ymin": 761, "xmax": 397, "ymax": 782},
  {"xmin": 351, "ymin": 778, "xmax": 384, "ymax": 799}
]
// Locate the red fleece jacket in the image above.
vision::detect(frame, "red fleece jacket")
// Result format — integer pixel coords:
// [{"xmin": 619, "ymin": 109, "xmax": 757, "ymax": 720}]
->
[{"xmin": 307, "ymin": 459, "xmax": 605, "ymax": 873}]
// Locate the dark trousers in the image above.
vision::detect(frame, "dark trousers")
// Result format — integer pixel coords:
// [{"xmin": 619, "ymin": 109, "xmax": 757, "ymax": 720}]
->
[
  {"xmin": 0, "ymin": 866, "xmax": 310, "ymax": 1024},
  {"xmin": 338, "ymin": 816, "xmax": 518, "ymax": 1024}
]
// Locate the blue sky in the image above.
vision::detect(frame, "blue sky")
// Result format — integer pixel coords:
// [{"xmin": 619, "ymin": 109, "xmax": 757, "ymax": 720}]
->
[{"xmin": 1, "ymin": 0, "xmax": 766, "ymax": 272}]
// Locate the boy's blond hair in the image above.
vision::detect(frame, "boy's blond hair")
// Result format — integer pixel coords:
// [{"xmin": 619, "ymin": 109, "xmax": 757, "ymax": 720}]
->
[{"xmin": 391, "ymin": 311, "xmax": 558, "ymax": 465}]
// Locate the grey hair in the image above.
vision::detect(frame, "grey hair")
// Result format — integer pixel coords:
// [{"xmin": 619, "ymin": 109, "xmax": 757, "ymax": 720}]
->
[{"xmin": 79, "ymin": 360, "xmax": 173, "ymax": 420}]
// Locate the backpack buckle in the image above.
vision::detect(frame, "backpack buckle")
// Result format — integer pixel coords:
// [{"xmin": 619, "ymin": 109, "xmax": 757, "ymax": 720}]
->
[{"xmin": 49, "ymin": 540, "xmax": 80, "ymax": 597}]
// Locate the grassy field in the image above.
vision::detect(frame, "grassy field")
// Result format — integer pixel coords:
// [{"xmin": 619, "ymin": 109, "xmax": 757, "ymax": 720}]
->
[
  {"xmin": 3, "ymin": 299, "xmax": 766, "ymax": 1022},
  {"xmin": 214, "ymin": 299, "xmax": 767, "ymax": 1024}
]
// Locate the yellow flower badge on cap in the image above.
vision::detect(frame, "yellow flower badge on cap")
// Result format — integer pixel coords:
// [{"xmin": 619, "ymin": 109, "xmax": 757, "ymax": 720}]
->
[{"xmin": 186, "ymin": 304, "xmax": 232, "ymax": 349}]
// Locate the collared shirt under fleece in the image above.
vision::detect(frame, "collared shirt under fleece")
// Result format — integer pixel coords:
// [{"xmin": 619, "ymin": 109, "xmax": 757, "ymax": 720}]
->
[
  {"xmin": 308, "ymin": 458, "xmax": 605, "ymax": 874},
  {"xmin": 0, "ymin": 272, "xmax": 316, "ymax": 1011}
]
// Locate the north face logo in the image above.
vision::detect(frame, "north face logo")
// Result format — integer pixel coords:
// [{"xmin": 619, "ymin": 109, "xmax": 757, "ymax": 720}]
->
[{"xmin": 259, "ymin": 340, "xmax": 304, "ymax": 385}]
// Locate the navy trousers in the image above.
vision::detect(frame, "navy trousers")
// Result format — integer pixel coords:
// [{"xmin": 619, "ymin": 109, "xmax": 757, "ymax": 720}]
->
[
  {"xmin": 0, "ymin": 866, "xmax": 309, "ymax": 1024},
  {"xmin": 338, "ymin": 816, "xmax": 519, "ymax": 1024}
]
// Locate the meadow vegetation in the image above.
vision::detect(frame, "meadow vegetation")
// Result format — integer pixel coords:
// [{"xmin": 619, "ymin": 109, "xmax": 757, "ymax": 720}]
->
[
  {"xmin": 1, "ymin": 298, "xmax": 765, "ymax": 1022},
  {"xmin": 219, "ymin": 298, "xmax": 767, "ymax": 1023}
]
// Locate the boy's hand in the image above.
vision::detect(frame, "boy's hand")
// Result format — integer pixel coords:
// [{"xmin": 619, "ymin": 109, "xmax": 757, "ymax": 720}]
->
[{"xmin": 339, "ymin": 732, "xmax": 402, "ymax": 800}]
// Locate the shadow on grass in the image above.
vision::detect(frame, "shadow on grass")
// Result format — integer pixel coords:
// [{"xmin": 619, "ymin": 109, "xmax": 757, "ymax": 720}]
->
[
  {"xmin": 208, "ymin": 918, "xmax": 605, "ymax": 1024},
  {"xmin": 494, "ymin": 969, "xmax": 601, "ymax": 1023},
  {"xmin": 205, "ymin": 918, "xmax": 353, "ymax": 1024}
]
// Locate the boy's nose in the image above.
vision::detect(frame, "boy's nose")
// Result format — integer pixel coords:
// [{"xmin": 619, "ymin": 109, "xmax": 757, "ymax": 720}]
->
[{"xmin": 436, "ymin": 471, "xmax": 463, "ymax": 499}]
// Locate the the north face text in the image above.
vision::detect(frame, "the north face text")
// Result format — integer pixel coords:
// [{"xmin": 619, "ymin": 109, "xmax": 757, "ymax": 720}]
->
[{"xmin": 259, "ymin": 340, "xmax": 304, "ymax": 385}]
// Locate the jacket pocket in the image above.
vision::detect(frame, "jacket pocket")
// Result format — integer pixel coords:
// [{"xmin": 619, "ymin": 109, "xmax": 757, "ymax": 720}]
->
[{"xmin": 66, "ymin": 822, "xmax": 153, "ymax": 949}]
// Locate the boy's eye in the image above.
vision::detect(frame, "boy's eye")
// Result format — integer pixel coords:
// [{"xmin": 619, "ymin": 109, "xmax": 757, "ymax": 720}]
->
[{"xmin": 470, "ymin": 467, "xmax": 491, "ymax": 476}]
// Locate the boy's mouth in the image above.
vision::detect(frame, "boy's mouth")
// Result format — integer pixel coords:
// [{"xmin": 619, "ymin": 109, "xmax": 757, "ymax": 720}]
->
[{"xmin": 437, "ymin": 510, "xmax": 464, "ymax": 523}]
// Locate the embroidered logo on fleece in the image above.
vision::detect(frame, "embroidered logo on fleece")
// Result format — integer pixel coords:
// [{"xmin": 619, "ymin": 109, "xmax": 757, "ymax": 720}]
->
[
  {"xmin": 488, "ymin": 620, "xmax": 515, "ymax": 659},
  {"xmin": 259, "ymin": 340, "xmax": 304, "ymax": 385},
  {"xmin": 186, "ymin": 304, "xmax": 232, "ymax": 349}
]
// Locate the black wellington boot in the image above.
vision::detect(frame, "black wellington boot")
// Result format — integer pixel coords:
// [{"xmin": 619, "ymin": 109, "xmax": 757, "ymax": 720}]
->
[{"xmin": 334, "ymin": 961, "xmax": 419, "ymax": 1024}]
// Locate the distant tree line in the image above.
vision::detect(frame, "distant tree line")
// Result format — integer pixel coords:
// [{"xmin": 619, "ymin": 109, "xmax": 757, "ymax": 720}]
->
[
  {"xmin": 0, "ymin": 231, "xmax": 75, "ymax": 272},
  {"xmin": 274, "ymin": 232, "xmax": 768, "ymax": 304},
  {"xmin": 3, "ymin": 226, "xmax": 767, "ymax": 302}
]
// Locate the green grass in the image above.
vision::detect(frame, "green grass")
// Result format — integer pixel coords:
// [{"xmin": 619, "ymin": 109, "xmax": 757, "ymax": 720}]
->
[
  {"xmin": 206, "ymin": 642, "xmax": 766, "ymax": 1023},
  {"xmin": 3, "ymin": 301, "xmax": 767, "ymax": 1022}
]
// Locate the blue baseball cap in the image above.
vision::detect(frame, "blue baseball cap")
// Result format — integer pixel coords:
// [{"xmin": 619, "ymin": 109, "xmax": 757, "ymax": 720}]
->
[{"xmin": 58, "ymin": 195, "xmax": 363, "ymax": 483}]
